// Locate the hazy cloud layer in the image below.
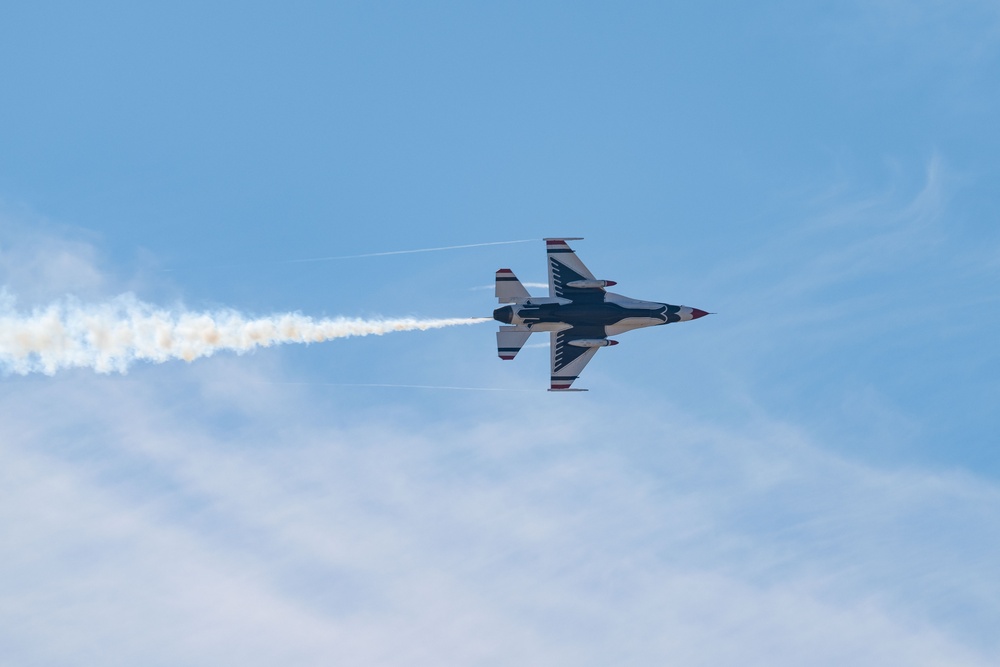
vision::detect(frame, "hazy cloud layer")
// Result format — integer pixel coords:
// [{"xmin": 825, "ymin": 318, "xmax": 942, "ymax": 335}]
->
[{"xmin": 1, "ymin": 368, "xmax": 997, "ymax": 666}]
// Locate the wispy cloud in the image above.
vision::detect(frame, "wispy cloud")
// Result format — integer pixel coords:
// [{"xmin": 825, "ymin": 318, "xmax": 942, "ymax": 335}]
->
[
  {"xmin": 695, "ymin": 156, "xmax": 978, "ymax": 358},
  {"xmin": 0, "ymin": 212, "xmax": 109, "ymax": 303},
  {"xmin": 0, "ymin": 368, "xmax": 997, "ymax": 665},
  {"xmin": 710, "ymin": 156, "xmax": 948, "ymax": 303}
]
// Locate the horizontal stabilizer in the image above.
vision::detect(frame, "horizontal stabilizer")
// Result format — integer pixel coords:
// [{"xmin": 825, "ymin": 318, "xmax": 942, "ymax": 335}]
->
[
  {"xmin": 495, "ymin": 268, "xmax": 532, "ymax": 303},
  {"xmin": 496, "ymin": 326, "xmax": 532, "ymax": 360}
]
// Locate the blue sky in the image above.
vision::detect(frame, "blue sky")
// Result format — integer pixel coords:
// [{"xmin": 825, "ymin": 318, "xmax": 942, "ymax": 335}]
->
[{"xmin": 1, "ymin": 2, "xmax": 999, "ymax": 665}]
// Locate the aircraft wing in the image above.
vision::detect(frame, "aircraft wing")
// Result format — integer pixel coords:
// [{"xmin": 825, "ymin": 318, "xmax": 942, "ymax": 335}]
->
[
  {"xmin": 545, "ymin": 238, "xmax": 604, "ymax": 302},
  {"xmin": 549, "ymin": 326, "xmax": 608, "ymax": 391}
]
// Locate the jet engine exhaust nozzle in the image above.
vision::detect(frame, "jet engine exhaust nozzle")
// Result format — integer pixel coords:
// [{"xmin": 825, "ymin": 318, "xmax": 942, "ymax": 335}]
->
[{"xmin": 493, "ymin": 306, "xmax": 514, "ymax": 324}]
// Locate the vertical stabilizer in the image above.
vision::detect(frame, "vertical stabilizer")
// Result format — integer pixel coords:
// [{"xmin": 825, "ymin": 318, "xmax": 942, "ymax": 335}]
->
[{"xmin": 495, "ymin": 269, "xmax": 531, "ymax": 303}]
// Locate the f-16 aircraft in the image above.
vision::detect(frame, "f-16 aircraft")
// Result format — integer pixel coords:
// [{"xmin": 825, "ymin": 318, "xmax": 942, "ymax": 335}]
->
[{"xmin": 492, "ymin": 238, "xmax": 709, "ymax": 391}]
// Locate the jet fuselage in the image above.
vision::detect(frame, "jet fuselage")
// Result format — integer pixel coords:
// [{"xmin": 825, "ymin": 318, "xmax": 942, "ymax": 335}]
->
[{"xmin": 493, "ymin": 293, "xmax": 707, "ymax": 334}]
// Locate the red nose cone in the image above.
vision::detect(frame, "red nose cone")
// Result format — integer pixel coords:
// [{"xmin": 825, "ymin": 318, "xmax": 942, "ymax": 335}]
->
[{"xmin": 691, "ymin": 308, "xmax": 709, "ymax": 320}]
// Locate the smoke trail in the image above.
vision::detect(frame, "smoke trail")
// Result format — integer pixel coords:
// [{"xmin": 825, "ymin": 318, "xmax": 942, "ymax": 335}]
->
[
  {"xmin": 0, "ymin": 292, "xmax": 488, "ymax": 375},
  {"xmin": 162, "ymin": 239, "xmax": 538, "ymax": 272},
  {"xmin": 237, "ymin": 381, "xmax": 539, "ymax": 392},
  {"xmin": 471, "ymin": 281, "xmax": 549, "ymax": 291},
  {"xmin": 285, "ymin": 239, "xmax": 537, "ymax": 263}
]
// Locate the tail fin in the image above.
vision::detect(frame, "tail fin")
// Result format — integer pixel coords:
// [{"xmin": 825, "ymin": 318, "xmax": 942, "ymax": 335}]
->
[{"xmin": 495, "ymin": 268, "xmax": 531, "ymax": 303}]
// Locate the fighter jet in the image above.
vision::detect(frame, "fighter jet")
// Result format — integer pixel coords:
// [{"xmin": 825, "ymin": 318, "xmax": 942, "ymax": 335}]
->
[{"xmin": 492, "ymin": 238, "xmax": 709, "ymax": 391}]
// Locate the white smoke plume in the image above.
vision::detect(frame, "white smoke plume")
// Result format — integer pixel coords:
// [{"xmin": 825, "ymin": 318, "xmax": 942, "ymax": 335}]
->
[{"xmin": 0, "ymin": 291, "xmax": 488, "ymax": 375}]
